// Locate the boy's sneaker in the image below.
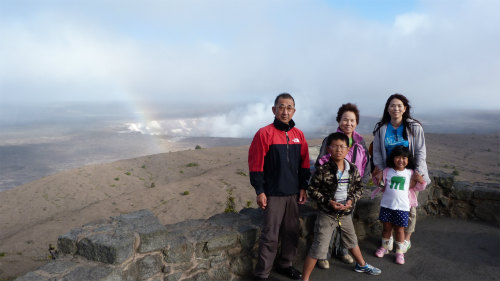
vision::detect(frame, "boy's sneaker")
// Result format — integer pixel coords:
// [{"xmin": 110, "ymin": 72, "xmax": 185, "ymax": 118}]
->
[
  {"xmin": 403, "ymin": 240, "xmax": 411, "ymax": 253},
  {"xmin": 375, "ymin": 246, "xmax": 388, "ymax": 258},
  {"xmin": 354, "ymin": 263, "xmax": 382, "ymax": 275},
  {"xmin": 340, "ymin": 254, "xmax": 354, "ymax": 264},
  {"xmin": 395, "ymin": 253, "xmax": 405, "ymax": 264},
  {"xmin": 317, "ymin": 259, "xmax": 329, "ymax": 269},
  {"xmin": 388, "ymin": 235, "xmax": 394, "ymax": 251}
]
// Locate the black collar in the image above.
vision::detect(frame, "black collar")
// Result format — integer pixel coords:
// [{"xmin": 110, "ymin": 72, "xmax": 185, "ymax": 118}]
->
[{"xmin": 273, "ymin": 118, "xmax": 295, "ymax": 132}]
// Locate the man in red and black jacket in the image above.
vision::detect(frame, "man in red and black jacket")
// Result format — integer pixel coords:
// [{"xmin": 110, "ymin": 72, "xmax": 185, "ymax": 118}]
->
[{"xmin": 248, "ymin": 93, "xmax": 310, "ymax": 280}]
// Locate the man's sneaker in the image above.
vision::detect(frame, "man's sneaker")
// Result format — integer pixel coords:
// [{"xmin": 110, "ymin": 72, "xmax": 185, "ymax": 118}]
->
[
  {"xmin": 354, "ymin": 263, "xmax": 382, "ymax": 275},
  {"xmin": 375, "ymin": 246, "xmax": 388, "ymax": 258},
  {"xmin": 388, "ymin": 235, "xmax": 394, "ymax": 251},
  {"xmin": 403, "ymin": 240, "xmax": 411, "ymax": 253},
  {"xmin": 275, "ymin": 266, "xmax": 302, "ymax": 280},
  {"xmin": 340, "ymin": 254, "xmax": 354, "ymax": 264},
  {"xmin": 395, "ymin": 253, "xmax": 405, "ymax": 264},
  {"xmin": 317, "ymin": 259, "xmax": 329, "ymax": 269}
]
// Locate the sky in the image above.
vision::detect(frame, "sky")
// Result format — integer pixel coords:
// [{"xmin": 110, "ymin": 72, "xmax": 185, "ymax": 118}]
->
[{"xmin": 0, "ymin": 0, "xmax": 499, "ymax": 137}]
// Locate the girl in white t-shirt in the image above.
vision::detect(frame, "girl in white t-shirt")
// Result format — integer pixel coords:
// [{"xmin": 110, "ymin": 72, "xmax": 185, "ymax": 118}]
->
[{"xmin": 373, "ymin": 146, "xmax": 426, "ymax": 265}]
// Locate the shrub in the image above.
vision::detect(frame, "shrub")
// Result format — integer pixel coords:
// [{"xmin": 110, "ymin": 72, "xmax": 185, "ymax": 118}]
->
[
  {"xmin": 452, "ymin": 169, "xmax": 460, "ymax": 176},
  {"xmin": 186, "ymin": 162, "xmax": 199, "ymax": 167},
  {"xmin": 182, "ymin": 191, "xmax": 190, "ymax": 195},
  {"xmin": 224, "ymin": 189, "xmax": 236, "ymax": 213},
  {"xmin": 195, "ymin": 145, "xmax": 202, "ymax": 150},
  {"xmin": 114, "ymin": 177, "xmax": 119, "ymax": 181},
  {"xmin": 124, "ymin": 172, "xmax": 131, "ymax": 176}
]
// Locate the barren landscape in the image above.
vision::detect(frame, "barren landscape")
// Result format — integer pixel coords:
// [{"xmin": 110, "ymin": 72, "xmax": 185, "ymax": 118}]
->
[{"xmin": 0, "ymin": 133, "xmax": 498, "ymax": 279}]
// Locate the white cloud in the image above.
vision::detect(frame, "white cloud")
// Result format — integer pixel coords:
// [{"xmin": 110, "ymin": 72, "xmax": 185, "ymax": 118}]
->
[
  {"xmin": 0, "ymin": 0, "xmax": 498, "ymax": 115},
  {"xmin": 394, "ymin": 13, "xmax": 431, "ymax": 35}
]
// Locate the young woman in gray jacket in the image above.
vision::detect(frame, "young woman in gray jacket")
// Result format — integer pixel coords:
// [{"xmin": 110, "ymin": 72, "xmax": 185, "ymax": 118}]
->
[{"xmin": 372, "ymin": 93, "xmax": 431, "ymax": 254}]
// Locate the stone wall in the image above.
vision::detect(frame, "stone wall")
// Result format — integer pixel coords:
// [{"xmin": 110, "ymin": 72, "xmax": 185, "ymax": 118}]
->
[
  {"xmin": 422, "ymin": 170, "xmax": 499, "ymax": 224},
  {"xmin": 353, "ymin": 170, "xmax": 499, "ymax": 242},
  {"xmin": 15, "ymin": 171, "xmax": 499, "ymax": 281}
]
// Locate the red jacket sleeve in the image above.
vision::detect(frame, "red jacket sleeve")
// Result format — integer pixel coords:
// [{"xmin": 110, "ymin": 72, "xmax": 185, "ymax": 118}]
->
[
  {"xmin": 248, "ymin": 128, "xmax": 268, "ymax": 195},
  {"xmin": 298, "ymin": 131, "xmax": 311, "ymax": 189}
]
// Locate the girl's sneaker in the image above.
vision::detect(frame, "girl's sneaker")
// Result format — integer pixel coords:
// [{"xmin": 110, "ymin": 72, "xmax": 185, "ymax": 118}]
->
[
  {"xmin": 403, "ymin": 240, "xmax": 411, "ymax": 253},
  {"xmin": 395, "ymin": 253, "xmax": 405, "ymax": 264},
  {"xmin": 388, "ymin": 235, "xmax": 394, "ymax": 251},
  {"xmin": 375, "ymin": 247, "xmax": 388, "ymax": 258}
]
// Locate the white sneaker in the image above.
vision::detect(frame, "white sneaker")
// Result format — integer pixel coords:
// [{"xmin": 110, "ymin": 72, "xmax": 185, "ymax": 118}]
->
[
  {"xmin": 403, "ymin": 240, "xmax": 411, "ymax": 253},
  {"xmin": 317, "ymin": 259, "xmax": 329, "ymax": 269},
  {"xmin": 340, "ymin": 254, "xmax": 354, "ymax": 264}
]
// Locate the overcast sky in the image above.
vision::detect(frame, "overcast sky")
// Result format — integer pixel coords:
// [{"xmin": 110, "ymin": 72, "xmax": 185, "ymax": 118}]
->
[{"xmin": 1, "ymin": 0, "xmax": 499, "ymax": 119}]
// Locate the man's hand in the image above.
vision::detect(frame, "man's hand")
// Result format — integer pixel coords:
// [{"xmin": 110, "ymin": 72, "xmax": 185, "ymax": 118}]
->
[
  {"xmin": 298, "ymin": 189, "xmax": 307, "ymax": 205},
  {"xmin": 257, "ymin": 193, "xmax": 267, "ymax": 209}
]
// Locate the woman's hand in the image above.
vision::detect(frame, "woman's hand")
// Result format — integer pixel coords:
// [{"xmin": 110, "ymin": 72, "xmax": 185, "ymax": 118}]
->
[
  {"xmin": 372, "ymin": 166, "xmax": 383, "ymax": 185},
  {"xmin": 412, "ymin": 171, "xmax": 425, "ymax": 184}
]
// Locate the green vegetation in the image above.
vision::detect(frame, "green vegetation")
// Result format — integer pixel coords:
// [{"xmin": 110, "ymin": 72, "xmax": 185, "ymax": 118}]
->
[
  {"xmin": 186, "ymin": 162, "xmax": 199, "ymax": 167},
  {"xmin": 246, "ymin": 200, "xmax": 252, "ymax": 208},
  {"xmin": 150, "ymin": 182, "xmax": 156, "ymax": 188},
  {"xmin": 0, "ymin": 252, "xmax": 5, "ymax": 257},
  {"xmin": 195, "ymin": 145, "xmax": 202, "ymax": 150},
  {"xmin": 114, "ymin": 177, "xmax": 119, "ymax": 181},
  {"xmin": 182, "ymin": 191, "xmax": 190, "ymax": 195},
  {"xmin": 141, "ymin": 164, "xmax": 146, "ymax": 168},
  {"xmin": 180, "ymin": 170, "xmax": 184, "ymax": 174},
  {"xmin": 452, "ymin": 169, "xmax": 460, "ymax": 176},
  {"xmin": 224, "ymin": 189, "xmax": 236, "ymax": 213},
  {"xmin": 125, "ymin": 172, "xmax": 131, "ymax": 176}
]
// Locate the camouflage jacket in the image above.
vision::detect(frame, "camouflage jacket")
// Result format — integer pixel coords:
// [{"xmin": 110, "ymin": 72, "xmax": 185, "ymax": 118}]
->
[{"xmin": 307, "ymin": 158, "xmax": 363, "ymax": 216}]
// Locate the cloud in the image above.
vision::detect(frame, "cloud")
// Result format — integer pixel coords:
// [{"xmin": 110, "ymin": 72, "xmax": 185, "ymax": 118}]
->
[
  {"xmin": 394, "ymin": 13, "xmax": 431, "ymax": 35},
  {"xmin": 0, "ymin": 0, "xmax": 498, "ymax": 116}
]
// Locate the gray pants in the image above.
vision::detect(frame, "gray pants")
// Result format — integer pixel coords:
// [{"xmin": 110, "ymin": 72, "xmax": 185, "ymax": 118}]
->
[{"xmin": 254, "ymin": 195, "xmax": 299, "ymax": 278}]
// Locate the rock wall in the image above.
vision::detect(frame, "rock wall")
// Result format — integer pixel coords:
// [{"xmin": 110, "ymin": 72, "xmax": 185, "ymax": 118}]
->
[
  {"xmin": 15, "ymin": 171, "xmax": 499, "ymax": 281},
  {"xmin": 422, "ymin": 170, "xmax": 499, "ymax": 224}
]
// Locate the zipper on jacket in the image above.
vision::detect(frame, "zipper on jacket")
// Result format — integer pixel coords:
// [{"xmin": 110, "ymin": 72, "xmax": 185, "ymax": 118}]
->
[{"xmin": 285, "ymin": 131, "xmax": 290, "ymax": 163}]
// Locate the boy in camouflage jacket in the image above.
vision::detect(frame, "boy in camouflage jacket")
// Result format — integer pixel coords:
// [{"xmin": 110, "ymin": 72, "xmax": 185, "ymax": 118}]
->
[{"xmin": 301, "ymin": 133, "xmax": 381, "ymax": 280}]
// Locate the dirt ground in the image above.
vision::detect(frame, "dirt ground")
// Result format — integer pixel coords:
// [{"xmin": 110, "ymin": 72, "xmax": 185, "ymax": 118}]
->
[{"xmin": 0, "ymin": 133, "xmax": 498, "ymax": 280}]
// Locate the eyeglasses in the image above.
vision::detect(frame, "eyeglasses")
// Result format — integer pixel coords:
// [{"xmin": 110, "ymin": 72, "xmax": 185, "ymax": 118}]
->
[
  {"xmin": 329, "ymin": 145, "xmax": 348, "ymax": 151},
  {"xmin": 276, "ymin": 104, "xmax": 295, "ymax": 112}
]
